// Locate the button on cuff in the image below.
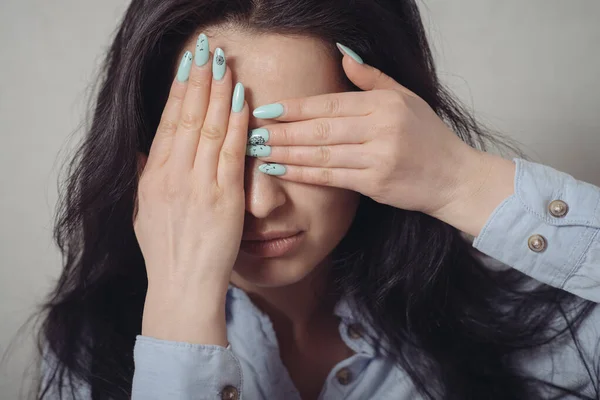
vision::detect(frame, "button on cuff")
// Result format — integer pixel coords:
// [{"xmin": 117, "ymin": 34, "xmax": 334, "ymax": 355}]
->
[
  {"xmin": 527, "ymin": 234, "xmax": 547, "ymax": 252},
  {"xmin": 548, "ymin": 199, "xmax": 569, "ymax": 218},
  {"xmin": 221, "ymin": 385, "xmax": 239, "ymax": 400},
  {"xmin": 472, "ymin": 158, "xmax": 598, "ymax": 291},
  {"xmin": 511, "ymin": 158, "xmax": 600, "ymax": 228}
]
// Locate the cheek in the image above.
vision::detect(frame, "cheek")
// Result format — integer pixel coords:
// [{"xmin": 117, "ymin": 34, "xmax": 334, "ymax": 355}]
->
[{"xmin": 301, "ymin": 187, "xmax": 360, "ymax": 236}]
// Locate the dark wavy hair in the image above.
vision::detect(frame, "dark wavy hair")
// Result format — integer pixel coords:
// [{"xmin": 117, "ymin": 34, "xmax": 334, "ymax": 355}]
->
[{"xmin": 33, "ymin": 0, "xmax": 599, "ymax": 399}]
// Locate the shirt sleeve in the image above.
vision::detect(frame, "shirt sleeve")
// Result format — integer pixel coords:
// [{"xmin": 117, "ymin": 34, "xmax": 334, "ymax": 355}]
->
[
  {"xmin": 472, "ymin": 157, "xmax": 600, "ymax": 303},
  {"xmin": 132, "ymin": 335, "xmax": 243, "ymax": 400}
]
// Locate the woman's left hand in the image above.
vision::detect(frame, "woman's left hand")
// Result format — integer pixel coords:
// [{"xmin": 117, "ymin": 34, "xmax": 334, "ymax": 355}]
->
[{"xmin": 248, "ymin": 46, "xmax": 487, "ymax": 218}]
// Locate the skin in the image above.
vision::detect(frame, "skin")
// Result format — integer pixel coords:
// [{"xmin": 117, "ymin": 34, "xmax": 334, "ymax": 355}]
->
[
  {"xmin": 176, "ymin": 28, "xmax": 359, "ymax": 398},
  {"xmin": 138, "ymin": 24, "xmax": 517, "ymax": 399},
  {"xmin": 226, "ymin": 30, "xmax": 359, "ymax": 397}
]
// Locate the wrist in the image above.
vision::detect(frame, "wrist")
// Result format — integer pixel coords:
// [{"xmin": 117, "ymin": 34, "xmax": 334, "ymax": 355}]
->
[
  {"xmin": 431, "ymin": 149, "xmax": 516, "ymax": 238},
  {"xmin": 142, "ymin": 282, "xmax": 229, "ymax": 346}
]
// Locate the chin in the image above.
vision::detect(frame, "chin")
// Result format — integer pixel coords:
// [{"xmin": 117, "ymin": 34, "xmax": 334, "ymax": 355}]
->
[{"xmin": 232, "ymin": 253, "xmax": 319, "ymax": 288}]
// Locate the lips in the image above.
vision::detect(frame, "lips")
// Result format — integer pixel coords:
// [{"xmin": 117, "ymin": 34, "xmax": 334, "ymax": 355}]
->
[
  {"xmin": 240, "ymin": 231, "xmax": 304, "ymax": 258},
  {"xmin": 242, "ymin": 231, "xmax": 300, "ymax": 241}
]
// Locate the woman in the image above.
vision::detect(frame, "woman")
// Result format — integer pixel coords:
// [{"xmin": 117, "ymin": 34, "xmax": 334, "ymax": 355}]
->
[{"xmin": 36, "ymin": 0, "xmax": 600, "ymax": 399}]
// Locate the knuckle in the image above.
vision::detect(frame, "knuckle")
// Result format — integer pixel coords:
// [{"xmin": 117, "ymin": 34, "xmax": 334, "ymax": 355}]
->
[
  {"xmin": 163, "ymin": 177, "xmax": 181, "ymax": 202},
  {"xmin": 280, "ymin": 125, "xmax": 292, "ymax": 144},
  {"xmin": 324, "ymin": 97, "xmax": 342, "ymax": 115},
  {"xmin": 188, "ymin": 74, "xmax": 209, "ymax": 90},
  {"xmin": 157, "ymin": 118, "xmax": 178, "ymax": 136},
  {"xmin": 313, "ymin": 120, "xmax": 331, "ymax": 141},
  {"xmin": 220, "ymin": 148, "xmax": 240, "ymax": 163},
  {"xmin": 179, "ymin": 112, "xmax": 201, "ymax": 131},
  {"xmin": 211, "ymin": 89, "xmax": 229, "ymax": 101},
  {"xmin": 388, "ymin": 90, "xmax": 406, "ymax": 107},
  {"xmin": 159, "ymin": 173, "xmax": 187, "ymax": 202},
  {"xmin": 315, "ymin": 168, "xmax": 333, "ymax": 186},
  {"xmin": 201, "ymin": 124, "xmax": 223, "ymax": 141},
  {"xmin": 316, "ymin": 146, "xmax": 331, "ymax": 165},
  {"xmin": 298, "ymin": 101, "xmax": 309, "ymax": 118}
]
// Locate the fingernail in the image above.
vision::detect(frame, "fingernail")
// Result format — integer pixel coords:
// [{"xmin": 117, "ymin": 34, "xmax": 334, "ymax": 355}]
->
[
  {"xmin": 258, "ymin": 163, "xmax": 286, "ymax": 176},
  {"xmin": 176, "ymin": 51, "xmax": 193, "ymax": 82},
  {"xmin": 253, "ymin": 103, "xmax": 284, "ymax": 119},
  {"xmin": 195, "ymin": 33, "xmax": 209, "ymax": 66},
  {"xmin": 248, "ymin": 128, "xmax": 269, "ymax": 145},
  {"xmin": 246, "ymin": 144, "xmax": 271, "ymax": 157},
  {"xmin": 232, "ymin": 82, "xmax": 245, "ymax": 113},
  {"xmin": 213, "ymin": 48, "xmax": 226, "ymax": 80},
  {"xmin": 335, "ymin": 43, "xmax": 364, "ymax": 64}
]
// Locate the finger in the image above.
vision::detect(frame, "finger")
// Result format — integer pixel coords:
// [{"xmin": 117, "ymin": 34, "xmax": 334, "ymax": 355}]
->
[
  {"xmin": 145, "ymin": 52, "xmax": 190, "ymax": 171},
  {"xmin": 252, "ymin": 91, "xmax": 379, "ymax": 122},
  {"xmin": 335, "ymin": 43, "xmax": 413, "ymax": 94},
  {"xmin": 170, "ymin": 33, "xmax": 212, "ymax": 170},
  {"xmin": 194, "ymin": 48, "xmax": 232, "ymax": 182},
  {"xmin": 218, "ymin": 83, "xmax": 248, "ymax": 188},
  {"xmin": 258, "ymin": 164, "xmax": 361, "ymax": 192},
  {"xmin": 250, "ymin": 116, "xmax": 370, "ymax": 147},
  {"xmin": 253, "ymin": 144, "xmax": 369, "ymax": 169}
]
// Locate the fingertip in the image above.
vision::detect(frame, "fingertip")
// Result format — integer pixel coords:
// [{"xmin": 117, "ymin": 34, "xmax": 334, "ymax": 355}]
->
[
  {"xmin": 336, "ymin": 43, "xmax": 364, "ymax": 65},
  {"xmin": 232, "ymin": 82, "xmax": 245, "ymax": 113}
]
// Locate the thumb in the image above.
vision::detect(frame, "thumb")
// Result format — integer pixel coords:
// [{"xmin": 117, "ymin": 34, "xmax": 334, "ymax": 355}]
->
[{"xmin": 336, "ymin": 43, "xmax": 401, "ymax": 92}]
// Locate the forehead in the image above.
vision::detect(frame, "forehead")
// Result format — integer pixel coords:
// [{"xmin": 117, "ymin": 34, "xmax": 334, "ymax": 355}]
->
[{"xmin": 180, "ymin": 27, "xmax": 345, "ymax": 126}]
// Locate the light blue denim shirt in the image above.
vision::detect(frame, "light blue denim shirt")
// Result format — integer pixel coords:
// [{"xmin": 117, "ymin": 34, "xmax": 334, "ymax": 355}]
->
[{"xmin": 43, "ymin": 158, "xmax": 600, "ymax": 399}]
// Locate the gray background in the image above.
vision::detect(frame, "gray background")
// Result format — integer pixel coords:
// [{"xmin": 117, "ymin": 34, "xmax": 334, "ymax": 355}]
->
[{"xmin": 1, "ymin": 0, "xmax": 599, "ymax": 398}]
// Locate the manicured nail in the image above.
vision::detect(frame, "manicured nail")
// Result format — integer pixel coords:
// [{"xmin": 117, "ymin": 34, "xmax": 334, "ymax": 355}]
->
[
  {"xmin": 253, "ymin": 103, "xmax": 284, "ymax": 119},
  {"xmin": 248, "ymin": 128, "xmax": 269, "ymax": 145},
  {"xmin": 232, "ymin": 83, "xmax": 245, "ymax": 113},
  {"xmin": 258, "ymin": 163, "xmax": 286, "ymax": 176},
  {"xmin": 195, "ymin": 33, "xmax": 209, "ymax": 66},
  {"xmin": 176, "ymin": 51, "xmax": 193, "ymax": 82},
  {"xmin": 335, "ymin": 43, "xmax": 364, "ymax": 64},
  {"xmin": 246, "ymin": 144, "xmax": 271, "ymax": 157},
  {"xmin": 213, "ymin": 48, "xmax": 226, "ymax": 80}
]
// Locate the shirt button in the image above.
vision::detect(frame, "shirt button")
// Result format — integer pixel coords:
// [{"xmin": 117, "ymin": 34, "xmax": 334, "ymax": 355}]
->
[
  {"xmin": 221, "ymin": 385, "xmax": 239, "ymax": 400},
  {"xmin": 347, "ymin": 323, "xmax": 363, "ymax": 340},
  {"xmin": 335, "ymin": 367, "xmax": 353, "ymax": 385},
  {"xmin": 548, "ymin": 200, "xmax": 569, "ymax": 218},
  {"xmin": 528, "ymin": 234, "xmax": 547, "ymax": 252}
]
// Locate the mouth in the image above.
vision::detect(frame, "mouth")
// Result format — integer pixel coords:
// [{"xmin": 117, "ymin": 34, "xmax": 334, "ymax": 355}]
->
[{"xmin": 240, "ymin": 231, "xmax": 304, "ymax": 258}]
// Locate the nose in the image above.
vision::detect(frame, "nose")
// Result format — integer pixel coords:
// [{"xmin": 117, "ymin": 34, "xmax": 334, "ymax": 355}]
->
[{"xmin": 244, "ymin": 157, "xmax": 287, "ymax": 218}]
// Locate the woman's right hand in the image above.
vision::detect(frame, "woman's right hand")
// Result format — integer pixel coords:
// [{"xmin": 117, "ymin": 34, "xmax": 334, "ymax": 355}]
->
[{"xmin": 133, "ymin": 44, "xmax": 248, "ymax": 346}]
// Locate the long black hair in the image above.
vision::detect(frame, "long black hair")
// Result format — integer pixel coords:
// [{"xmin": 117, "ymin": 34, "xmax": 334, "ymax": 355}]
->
[{"xmin": 34, "ymin": 0, "xmax": 599, "ymax": 398}]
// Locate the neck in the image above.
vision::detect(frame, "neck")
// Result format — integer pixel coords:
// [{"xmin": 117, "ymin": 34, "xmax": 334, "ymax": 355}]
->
[{"xmin": 230, "ymin": 257, "xmax": 339, "ymax": 337}]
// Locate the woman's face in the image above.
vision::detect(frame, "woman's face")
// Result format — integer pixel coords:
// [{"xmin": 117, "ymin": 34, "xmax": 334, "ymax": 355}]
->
[{"xmin": 179, "ymin": 28, "xmax": 360, "ymax": 288}]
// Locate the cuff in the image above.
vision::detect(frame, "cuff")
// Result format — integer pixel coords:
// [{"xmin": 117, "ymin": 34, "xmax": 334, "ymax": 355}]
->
[
  {"xmin": 473, "ymin": 158, "xmax": 600, "ymax": 296},
  {"xmin": 132, "ymin": 335, "xmax": 243, "ymax": 400}
]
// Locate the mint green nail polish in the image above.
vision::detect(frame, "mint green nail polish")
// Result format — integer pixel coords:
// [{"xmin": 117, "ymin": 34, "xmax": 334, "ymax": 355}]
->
[
  {"xmin": 253, "ymin": 103, "xmax": 284, "ymax": 119},
  {"xmin": 246, "ymin": 144, "xmax": 271, "ymax": 157},
  {"xmin": 213, "ymin": 48, "xmax": 226, "ymax": 80},
  {"xmin": 232, "ymin": 82, "xmax": 245, "ymax": 113},
  {"xmin": 336, "ymin": 43, "xmax": 364, "ymax": 64},
  {"xmin": 248, "ymin": 128, "xmax": 269, "ymax": 145},
  {"xmin": 259, "ymin": 163, "xmax": 286, "ymax": 176},
  {"xmin": 176, "ymin": 51, "xmax": 193, "ymax": 82},
  {"xmin": 195, "ymin": 33, "xmax": 209, "ymax": 66}
]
